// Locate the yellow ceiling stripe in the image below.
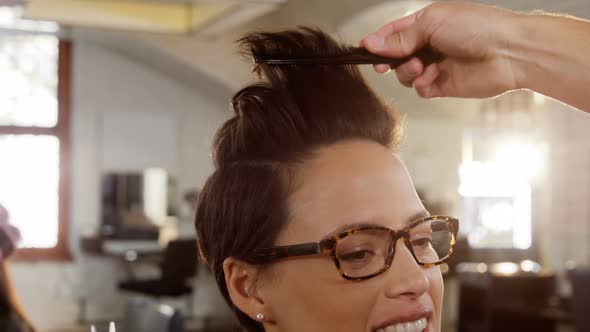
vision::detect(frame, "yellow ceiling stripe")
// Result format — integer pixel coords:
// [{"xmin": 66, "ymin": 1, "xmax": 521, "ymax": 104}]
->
[
  {"xmin": 24, "ymin": 0, "xmax": 234, "ymax": 34},
  {"xmin": 189, "ymin": 3, "xmax": 236, "ymax": 30}
]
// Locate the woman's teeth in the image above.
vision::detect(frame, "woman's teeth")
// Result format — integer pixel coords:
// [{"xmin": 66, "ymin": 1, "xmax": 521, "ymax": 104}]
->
[{"xmin": 376, "ymin": 317, "xmax": 427, "ymax": 332}]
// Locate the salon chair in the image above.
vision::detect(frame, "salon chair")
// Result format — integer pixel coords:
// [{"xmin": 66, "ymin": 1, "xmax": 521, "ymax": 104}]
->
[
  {"xmin": 457, "ymin": 267, "xmax": 490, "ymax": 332},
  {"xmin": 458, "ymin": 262, "xmax": 561, "ymax": 332},
  {"xmin": 123, "ymin": 297, "xmax": 184, "ymax": 332},
  {"xmin": 486, "ymin": 273, "xmax": 557, "ymax": 332},
  {"xmin": 118, "ymin": 238, "xmax": 198, "ymax": 316}
]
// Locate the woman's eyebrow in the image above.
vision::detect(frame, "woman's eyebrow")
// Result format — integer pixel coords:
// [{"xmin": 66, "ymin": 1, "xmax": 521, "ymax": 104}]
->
[
  {"xmin": 406, "ymin": 210, "xmax": 431, "ymax": 225},
  {"xmin": 322, "ymin": 221, "xmax": 380, "ymax": 239},
  {"xmin": 323, "ymin": 210, "xmax": 431, "ymax": 238}
]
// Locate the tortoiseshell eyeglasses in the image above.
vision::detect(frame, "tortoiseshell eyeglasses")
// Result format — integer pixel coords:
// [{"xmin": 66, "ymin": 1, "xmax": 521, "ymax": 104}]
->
[{"xmin": 252, "ymin": 216, "xmax": 459, "ymax": 281}]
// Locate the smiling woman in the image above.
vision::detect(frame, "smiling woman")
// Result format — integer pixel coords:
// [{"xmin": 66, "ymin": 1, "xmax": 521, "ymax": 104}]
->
[{"xmin": 194, "ymin": 28, "xmax": 458, "ymax": 332}]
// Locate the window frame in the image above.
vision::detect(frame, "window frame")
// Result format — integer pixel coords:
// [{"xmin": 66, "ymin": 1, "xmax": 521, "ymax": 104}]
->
[{"xmin": 0, "ymin": 40, "xmax": 72, "ymax": 261}]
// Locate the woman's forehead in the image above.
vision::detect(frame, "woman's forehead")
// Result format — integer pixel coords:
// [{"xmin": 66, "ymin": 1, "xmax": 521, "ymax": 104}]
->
[{"xmin": 280, "ymin": 140, "xmax": 424, "ymax": 244}]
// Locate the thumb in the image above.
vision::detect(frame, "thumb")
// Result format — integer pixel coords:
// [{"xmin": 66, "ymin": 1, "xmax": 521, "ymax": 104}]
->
[{"xmin": 363, "ymin": 12, "xmax": 429, "ymax": 58}]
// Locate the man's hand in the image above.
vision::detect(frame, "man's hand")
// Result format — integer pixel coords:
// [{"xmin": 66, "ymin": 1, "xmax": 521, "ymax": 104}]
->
[{"xmin": 360, "ymin": 2, "xmax": 524, "ymax": 99}]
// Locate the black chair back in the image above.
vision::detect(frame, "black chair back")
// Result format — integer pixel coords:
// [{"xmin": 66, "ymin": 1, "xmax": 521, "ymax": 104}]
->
[
  {"xmin": 161, "ymin": 239, "xmax": 198, "ymax": 284},
  {"xmin": 487, "ymin": 273, "xmax": 557, "ymax": 332},
  {"xmin": 489, "ymin": 273, "xmax": 556, "ymax": 305},
  {"xmin": 572, "ymin": 267, "xmax": 590, "ymax": 332}
]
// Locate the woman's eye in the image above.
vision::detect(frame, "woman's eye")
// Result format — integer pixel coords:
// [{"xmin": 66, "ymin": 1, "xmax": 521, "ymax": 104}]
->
[
  {"xmin": 412, "ymin": 237, "xmax": 433, "ymax": 248},
  {"xmin": 339, "ymin": 249, "xmax": 374, "ymax": 262}
]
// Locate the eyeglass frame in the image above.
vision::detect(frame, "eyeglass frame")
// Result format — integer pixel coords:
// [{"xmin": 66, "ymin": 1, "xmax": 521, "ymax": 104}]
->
[{"xmin": 251, "ymin": 215, "xmax": 459, "ymax": 281}]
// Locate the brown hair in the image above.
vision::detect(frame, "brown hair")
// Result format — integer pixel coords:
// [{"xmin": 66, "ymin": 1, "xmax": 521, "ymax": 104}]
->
[
  {"xmin": 194, "ymin": 27, "xmax": 401, "ymax": 332},
  {"xmin": 0, "ymin": 263, "xmax": 35, "ymax": 332},
  {"xmin": 0, "ymin": 205, "xmax": 34, "ymax": 332}
]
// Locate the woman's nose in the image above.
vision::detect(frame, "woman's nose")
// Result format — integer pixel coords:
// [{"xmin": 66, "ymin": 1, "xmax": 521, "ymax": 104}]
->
[{"xmin": 382, "ymin": 240, "xmax": 430, "ymax": 299}]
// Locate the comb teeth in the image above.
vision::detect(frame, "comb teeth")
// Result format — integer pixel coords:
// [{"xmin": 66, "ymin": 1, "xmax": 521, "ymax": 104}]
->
[
  {"xmin": 253, "ymin": 47, "xmax": 398, "ymax": 65},
  {"xmin": 253, "ymin": 47, "xmax": 442, "ymax": 67},
  {"xmin": 254, "ymin": 56, "xmax": 398, "ymax": 65}
]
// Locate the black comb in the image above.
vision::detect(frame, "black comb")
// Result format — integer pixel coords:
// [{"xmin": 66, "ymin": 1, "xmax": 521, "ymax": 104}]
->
[{"xmin": 254, "ymin": 47, "xmax": 443, "ymax": 68}]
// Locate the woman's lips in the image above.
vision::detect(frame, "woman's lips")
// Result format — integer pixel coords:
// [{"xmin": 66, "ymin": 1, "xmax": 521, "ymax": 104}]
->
[
  {"xmin": 371, "ymin": 305, "xmax": 433, "ymax": 332},
  {"xmin": 375, "ymin": 317, "xmax": 428, "ymax": 332}
]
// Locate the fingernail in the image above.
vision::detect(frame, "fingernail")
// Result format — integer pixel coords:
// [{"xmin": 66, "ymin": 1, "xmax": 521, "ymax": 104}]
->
[{"xmin": 365, "ymin": 35, "xmax": 384, "ymax": 50}]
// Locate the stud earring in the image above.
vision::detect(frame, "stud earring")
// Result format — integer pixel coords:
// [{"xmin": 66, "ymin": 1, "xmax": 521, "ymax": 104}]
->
[{"xmin": 256, "ymin": 313, "xmax": 265, "ymax": 322}]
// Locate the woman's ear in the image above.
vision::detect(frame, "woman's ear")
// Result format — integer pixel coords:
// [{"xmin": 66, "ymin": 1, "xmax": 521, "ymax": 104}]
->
[{"xmin": 223, "ymin": 257, "xmax": 268, "ymax": 322}]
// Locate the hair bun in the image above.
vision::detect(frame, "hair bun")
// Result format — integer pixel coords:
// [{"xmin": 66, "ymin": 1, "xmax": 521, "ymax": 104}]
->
[{"xmin": 231, "ymin": 85, "xmax": 269, "ymax": 118}]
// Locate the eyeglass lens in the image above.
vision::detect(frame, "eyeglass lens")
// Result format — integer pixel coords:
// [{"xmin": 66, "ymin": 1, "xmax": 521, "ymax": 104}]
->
[{"xmin": 334, "ymin": 218, "xmax": 453, "ymax": 278}]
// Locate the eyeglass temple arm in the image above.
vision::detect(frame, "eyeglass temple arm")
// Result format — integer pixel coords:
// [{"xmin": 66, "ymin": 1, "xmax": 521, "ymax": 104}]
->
[{"xmin": 253, "ymin": 242, "xmax": 322, "ymax": 263}]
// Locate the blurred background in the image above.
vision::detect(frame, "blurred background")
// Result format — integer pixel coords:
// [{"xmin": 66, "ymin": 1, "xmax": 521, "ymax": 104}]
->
[{"xmin": 0, "ymin": 0, "xmax": 589, "ymax": 331}]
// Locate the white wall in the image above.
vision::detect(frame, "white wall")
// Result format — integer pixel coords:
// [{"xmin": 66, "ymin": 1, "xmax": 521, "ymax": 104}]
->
[
  {"xmin": 399, "ymin": 115, "xmax": 464, "ymax": 216},
  {"xmin": 9, "ymin": 39, "xmax": 231, "ymax": 331},
  {"xmin": 542, "ymin": 103, "xmax": 590, "ymax": 270}
]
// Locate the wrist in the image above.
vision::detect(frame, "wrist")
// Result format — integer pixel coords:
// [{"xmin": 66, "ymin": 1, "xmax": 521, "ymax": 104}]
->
[
  {"xmin": 506, "ymin": 11, "xmax": 587, "ymax": 91},
  {"xmin": 504, "ymin": 12, "xmax": 543, "ymax": 90}
]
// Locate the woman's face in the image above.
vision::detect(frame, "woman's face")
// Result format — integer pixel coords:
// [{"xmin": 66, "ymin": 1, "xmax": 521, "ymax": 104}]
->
[{"xmin": 258, "ymin": 140, "xmax": 443, "ymax": 332}]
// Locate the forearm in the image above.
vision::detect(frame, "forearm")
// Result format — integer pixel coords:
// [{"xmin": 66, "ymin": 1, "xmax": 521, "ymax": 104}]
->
[{"xmin": 511, "ymin": 12, "xmax": 590, "ymax": 112}]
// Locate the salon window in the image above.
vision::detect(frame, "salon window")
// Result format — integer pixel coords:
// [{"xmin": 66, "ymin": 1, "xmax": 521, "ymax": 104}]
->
[
  {"xmin": 456, "ymin": 91, "xmax": 547, "ymax": 262},
  {"xmin": 0, "ymin": 7, "xmax": 71, "ymax": 260}
]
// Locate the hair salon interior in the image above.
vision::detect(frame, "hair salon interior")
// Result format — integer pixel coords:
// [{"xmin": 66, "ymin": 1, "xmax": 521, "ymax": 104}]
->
[{"xmin": 0, "ymin": 0, "xmax": 589, "ymax": 331}]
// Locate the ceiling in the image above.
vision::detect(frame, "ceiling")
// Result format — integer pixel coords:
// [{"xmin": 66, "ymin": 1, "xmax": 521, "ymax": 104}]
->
[
  {"xmin": 58, "ymin": 0, "xmax": 590, "ymax": 118},
  {"xmin": 22, "ymin": 0, "xmax": 286, "ymax": 35},
  {"xmin": 114, "ymin": 0, "xmax": 590, "ymax": 84}
]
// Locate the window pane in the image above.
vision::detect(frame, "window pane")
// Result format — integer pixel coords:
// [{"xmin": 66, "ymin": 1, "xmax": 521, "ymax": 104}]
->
[
  {"xmin": 0, "ymin": 7, "xmax": 59, "ymax": 33},
  {"xmin": 0, "ymin": 135, "xmax": 59, "ymax": 248},
  {"xmin": 459, "ymin": 161, "xmax": 532, "ymax": 249},
  {"xmin": 0, "ymin": 33, "xmax": 58, "ymax": 127}
]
